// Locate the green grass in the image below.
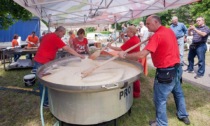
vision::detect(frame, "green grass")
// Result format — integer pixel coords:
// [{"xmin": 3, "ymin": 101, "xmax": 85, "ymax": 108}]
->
[
  {"xmin": 184, "ymin": 49, "xmax": 210, "ymax": 66},
  {"xmin": 0, "ymin": 65, "xmax": 210, "ymax": 126}
]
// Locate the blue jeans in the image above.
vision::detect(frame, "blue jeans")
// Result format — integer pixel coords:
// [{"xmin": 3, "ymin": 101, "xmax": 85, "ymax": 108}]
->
[
  {"xmin": 154, "ymin": 66, "xmax": 188, "ymax": 126},
  {"xmin": 14, "ymin": 53, "xmax": 21, "ymax": 62},
  {"xmin": 26, "ymin": 54, "xmax": 35, "ymax": 60},
  {"xmin": 177, "ymin": 37, "xmax": 184, "ymax": 64},
  {"xmin": 33, "ymin": 61, "xmax": 49, "ymax": 105},
  {"xmin": 187, "ymin": 43, "xmax": 207, "ymax": 76}
]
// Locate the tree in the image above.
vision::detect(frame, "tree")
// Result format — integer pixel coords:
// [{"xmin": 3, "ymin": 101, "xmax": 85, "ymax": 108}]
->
[
  {"xmin": 85, "ymin": 27, "xmax": 96, "ymax": 33},
  {"xmin": 0, "ymin": 0, "xmax": 32, "ymax": 30},
  {"xmin": 157, "ymin": 0, "xmax": 210, "ymax": 27},
  {"xmin": 190, "ymin": 0, "xmax": 210, "ymax": 26}
]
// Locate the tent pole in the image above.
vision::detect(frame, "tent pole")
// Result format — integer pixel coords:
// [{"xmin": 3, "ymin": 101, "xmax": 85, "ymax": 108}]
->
[
  {"xmin": 48, "ymin": 20, "xmax": 50, "ymax": 32},
  {"xmin": 47, "ymin": 14, "xmax": 52, "ymax": 32},
  {"xmin": 114, "ymin": 16, "xmax": 117, "ymax": 46}
]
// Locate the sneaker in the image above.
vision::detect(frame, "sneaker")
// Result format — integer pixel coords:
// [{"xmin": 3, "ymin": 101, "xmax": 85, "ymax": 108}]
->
[
  {"xmin": 178, "ymin": 117, "xmax": 190, "ymax": 125},
  {"xmin": 188, "ymin": 70, "xmax": 194, "ymax": 73},
  {"xmin": 184, "ymin": 69, "xmax": 188, "ymax": 72},
  {"xmin": 194, "ymin": 75, "xmax": 203, "ymax": 79},
  {"xmin": 149, "ymin": 120, "xmax": 157, "ymax": 126}
]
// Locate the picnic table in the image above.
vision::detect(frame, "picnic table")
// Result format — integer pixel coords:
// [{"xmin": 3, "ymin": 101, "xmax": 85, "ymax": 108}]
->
[{"xmin": 1, "ymin": 47, "xmax": 37, "ymax": 70}]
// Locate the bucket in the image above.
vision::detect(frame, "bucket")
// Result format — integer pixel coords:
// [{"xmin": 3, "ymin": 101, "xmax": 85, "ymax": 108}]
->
[
  {"xmin": 23, "ymin": 74, "xmax": 36, "ymax": 87},
  {"xmin": 31, "ymin": 69, "xmax": 37, "ymax": 74}
]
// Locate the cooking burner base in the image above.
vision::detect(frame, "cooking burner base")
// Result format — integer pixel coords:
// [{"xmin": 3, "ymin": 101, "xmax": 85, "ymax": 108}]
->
[
  {"xmin": 58, "ymin": 108, "xmax": 132, "ymax": 126},
  {"xmin": 60, "ymin": 119, "xmax": 115, "ymax": 126}
]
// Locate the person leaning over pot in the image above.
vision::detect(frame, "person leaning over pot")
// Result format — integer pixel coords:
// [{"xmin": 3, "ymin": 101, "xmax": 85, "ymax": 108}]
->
[
  {"xmin": 118, "ymin": 15, "xmax": 190, "ymax": 126},
  {"xmin": 33, "ymin": 26, "xmax": 85, "ymax": 108},
  {"xmin": 107, "ymin": 26, "xmax": 141, "ymax": 98}
]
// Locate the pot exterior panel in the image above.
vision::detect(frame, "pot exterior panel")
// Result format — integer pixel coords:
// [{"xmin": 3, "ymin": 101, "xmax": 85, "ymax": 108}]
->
[{"xmin": 49, "ymin": 84, "xmax": 133, "ymax": 125}]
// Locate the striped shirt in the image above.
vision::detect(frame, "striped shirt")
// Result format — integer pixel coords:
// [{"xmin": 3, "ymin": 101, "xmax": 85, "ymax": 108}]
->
[{"xmin": 192, "ymin": 25, "xmax": 210, "ymax": 43}]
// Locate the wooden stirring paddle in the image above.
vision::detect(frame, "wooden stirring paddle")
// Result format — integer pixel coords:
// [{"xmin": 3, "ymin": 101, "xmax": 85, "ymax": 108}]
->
[
  {"xmin": 81, "ymin": 39, "xmax": 148, "ymax": 78},
  {"xmin": 89, "ymin": 37, "xmax": 119, "ymax": 60}
]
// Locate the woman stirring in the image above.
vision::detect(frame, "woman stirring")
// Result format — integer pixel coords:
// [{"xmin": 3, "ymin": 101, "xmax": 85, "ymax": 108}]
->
[
  {"xmin": 72, "ymin": 28, "xmax": 89, "ymax": 54},
  {"xmin": 107, "ymin": 26, "xmax": 141, "ymax": 98}
]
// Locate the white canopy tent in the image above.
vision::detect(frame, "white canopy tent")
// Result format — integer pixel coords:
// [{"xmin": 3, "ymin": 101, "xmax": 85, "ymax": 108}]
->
[{"xmin": 13, "ymin": 0, "xmax": 200, "ymax": 27}]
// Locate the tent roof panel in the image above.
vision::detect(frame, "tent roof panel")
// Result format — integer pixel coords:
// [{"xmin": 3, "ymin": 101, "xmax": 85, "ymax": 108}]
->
[{"xmin": 13, "ymin": 0, "xmax": 200, "ymax": 27}]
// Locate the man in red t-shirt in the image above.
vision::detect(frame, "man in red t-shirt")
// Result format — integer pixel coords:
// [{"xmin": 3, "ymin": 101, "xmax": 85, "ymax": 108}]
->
[
  {"xmin": 33, "ymin": 26, "xmax": 85, "ymax": 107},
  {"xmin": 118, "ymin": 15, "xmax": 190, "ymax": 126},
  {"xmin": 107, "ymin": 26, "xmax": 141, "ymax": 98}
]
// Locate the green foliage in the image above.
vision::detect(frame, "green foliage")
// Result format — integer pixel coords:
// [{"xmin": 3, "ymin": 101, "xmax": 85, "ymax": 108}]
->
[
  {"xmin": 85, "ymin": 27, "xmax": 96, "ymax": 33},
  {"xmin": 0, "ymin": 0, "xmax": 32, "ymax": 30},
  {"xmin": 157, "ymin": 0, "xmax": 210, "ymax": 27},
  {"xmin": 1, "ymin": 66, "xmax": 210, "ymax": 125},
  {"xmin": 157, "ymin": 10, "xmax": 172, "ymax": 26},
  {"xmin": 111, "ymin": 23, "xmax": 123, "ymax": 31},
  {"xmin": 127, "ymin": 18, "xmax": 143, "ymax": 26},
  {"xmin": 190, "ymin": 0, "xmax": 210, "ymax": 26},
  {"xmin": 111, "ymin": 17, "xmax": 145, "ymax": 31},
  {"xmin": 100, "ymin": 31, "xmax": 111, "ymax": 34}
]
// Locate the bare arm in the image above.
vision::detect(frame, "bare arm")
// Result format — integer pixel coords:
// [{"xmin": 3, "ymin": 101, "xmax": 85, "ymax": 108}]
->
[
  {"xmin": 107, "ymin": 42, "xmax": 122, "ymax": 51},
  {"xmin": 68, "ymin": 38, "xmax": 73, "ymax": 48},
  {"xmin": 26, "ymin": 37, "xmax": 38, "ymax": 47},
  {"xmin": 85, "ymin": 45, "xmax": 90, "ymax": 54},
  {"xmin": 63, "ymin": 45, "xmax": 85, "ymax": 59},
  {"xmin": 193, "ymin": 28, "xmax": 207, "ymax": 36},
  {"xmin": 35, "ymin": 38, "xmax": 39, "ymax": 47},
  {"xmin": 118, "ymin": 49, "xmax": 150, "ymax": 60},
  {"xmin": 26, "ymin": 37, "xmax": 32, "ymax": 44},
  {"xmin": 188, "ymin": 25, "xmax": 207, "ymax": 36}
]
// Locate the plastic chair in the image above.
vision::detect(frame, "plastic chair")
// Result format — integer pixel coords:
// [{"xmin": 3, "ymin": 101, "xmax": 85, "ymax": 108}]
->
[
  {"xmin": 185, "ymin": 36, "xmax": 193, "ymax": 50},
  {"xmin": 207, "ymin": 36, "xmax": 210, "ymax": 52},
  {"xmin": 207, "ymin": 43, "xmax": 210, "ymax": 52}
]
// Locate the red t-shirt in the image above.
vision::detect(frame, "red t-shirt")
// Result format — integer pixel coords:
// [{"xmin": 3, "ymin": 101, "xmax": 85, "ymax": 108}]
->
[
  {"xmin": 27, "ymin": 35, "xmax": 39, "ymax": 47},
  {"xmin": 72, "ymin": 38, "xmax": 88, "ymax": 54},
  {"xmin": 12, "ymin": 39, "xmax": 19, "ymax": 47},
  {"xmin": 144, "ymin": 26, "xmax": 180, "ymax": 68},
  {"xmin": 34, "ymin": 33, "xmax": 66, "ymax": 64},
  {"xmin": 121, "ymin": 36, "xmax": 140, "ymax": 53}
]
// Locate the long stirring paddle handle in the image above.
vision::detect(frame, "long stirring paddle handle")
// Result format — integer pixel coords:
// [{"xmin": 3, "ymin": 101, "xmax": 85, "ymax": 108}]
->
[
  {"xmin": 99, "ymin": 39, "xmax": 148, "ymax": 66},
  {"xmin": 81, "ymin": 39, "xmax": 148, "ymax": 78},
  {"xmin": 101, "ymin": 36, "xmax": 119, "ymax": 51}
]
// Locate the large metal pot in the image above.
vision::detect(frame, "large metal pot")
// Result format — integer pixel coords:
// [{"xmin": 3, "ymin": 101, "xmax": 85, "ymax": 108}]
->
[{"xmin": 37, "ymin": 56, "xmax": 142, "ymax": 125}]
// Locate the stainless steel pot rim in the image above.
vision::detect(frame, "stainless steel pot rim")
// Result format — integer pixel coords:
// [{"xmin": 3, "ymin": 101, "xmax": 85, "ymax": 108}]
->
[{"xmin": 37, "ymin": 56, "xmax": 143, "ymax": 92}]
